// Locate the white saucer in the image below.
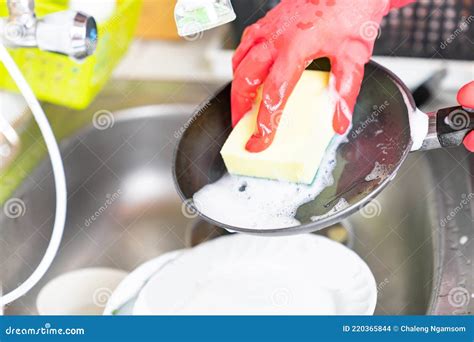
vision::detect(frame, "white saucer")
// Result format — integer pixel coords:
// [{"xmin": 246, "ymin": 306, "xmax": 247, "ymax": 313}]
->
[{"xmin": 133, "ymin": 234, "xmax": 377, "ymax": 315}]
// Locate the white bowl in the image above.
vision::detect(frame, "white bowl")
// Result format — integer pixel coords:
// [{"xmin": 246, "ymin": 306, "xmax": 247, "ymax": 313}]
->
[{"xmin": 36, "ymin": 268, "xmax": 127, "ymax": 315}]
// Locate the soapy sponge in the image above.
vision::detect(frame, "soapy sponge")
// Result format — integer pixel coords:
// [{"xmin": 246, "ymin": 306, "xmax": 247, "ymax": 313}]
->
[{"xmin": 220, "ymin": 70, "xmax": 335, "ymax": 184}]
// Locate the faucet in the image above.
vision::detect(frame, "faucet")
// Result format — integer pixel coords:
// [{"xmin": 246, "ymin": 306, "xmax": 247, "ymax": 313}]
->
[
  {"xmin": 0, "ymin": 0, "xmax": 98, "ymax": 172},
  {"xmin": 2, "ymin": 0, "xmax": 97, "ymax": 60}
]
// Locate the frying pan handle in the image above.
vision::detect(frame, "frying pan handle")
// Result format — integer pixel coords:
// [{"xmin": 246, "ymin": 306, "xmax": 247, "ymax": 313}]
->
[
  {"xmin": 436, "ymin": 106, "xmax": 473, "ymax": 148},
  {"xmin": 419, "ymin": 82, "xmax": 474, "ymax": 150}
]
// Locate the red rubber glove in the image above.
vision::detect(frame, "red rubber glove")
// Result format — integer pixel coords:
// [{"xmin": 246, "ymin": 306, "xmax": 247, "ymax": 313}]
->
[
  {"xmin": 457, "ymin": 81, "xmax": 474, "ymax": 152},
  {"xmin": 232, "ymin": 0, "xmax": 414, "ymax": 153}
]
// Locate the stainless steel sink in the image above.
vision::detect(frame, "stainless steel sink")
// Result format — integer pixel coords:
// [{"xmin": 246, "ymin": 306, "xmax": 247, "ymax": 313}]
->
[{"xmin": 1, "ymin": 81, "xmax": 472, "ymax": 315}]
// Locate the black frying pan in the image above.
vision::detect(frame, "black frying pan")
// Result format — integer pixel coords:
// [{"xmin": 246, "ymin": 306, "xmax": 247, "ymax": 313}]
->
[{"xmin": 173, "ymin": 60, "xmax": 473, "ymax": 236}]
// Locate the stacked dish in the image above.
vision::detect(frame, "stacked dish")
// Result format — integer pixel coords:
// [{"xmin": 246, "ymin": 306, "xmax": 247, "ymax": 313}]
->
[{"xmin": 105, "ymin": 234, "xmax": 377, "ymax": 315}]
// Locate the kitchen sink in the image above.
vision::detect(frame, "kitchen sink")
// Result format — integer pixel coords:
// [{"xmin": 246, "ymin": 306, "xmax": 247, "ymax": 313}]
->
[{"xmin": 0, "ymin": 81, "xmax": 472, "ymax": 315}]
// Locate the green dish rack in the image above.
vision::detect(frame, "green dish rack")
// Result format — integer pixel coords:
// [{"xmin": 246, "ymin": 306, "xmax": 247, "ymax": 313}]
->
[{"xmin": 0, "ymin": 0, "xmax": 142, "ymax": 109}]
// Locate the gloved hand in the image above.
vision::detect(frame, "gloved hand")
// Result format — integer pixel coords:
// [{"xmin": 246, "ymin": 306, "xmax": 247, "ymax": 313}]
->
[
  {"xmin": 232, "ymin": 0, "xmax": 414, "ymax": 152},
  {"xmin": 457, "ymin": 81, "xmax": 474, "ymax": 152}
]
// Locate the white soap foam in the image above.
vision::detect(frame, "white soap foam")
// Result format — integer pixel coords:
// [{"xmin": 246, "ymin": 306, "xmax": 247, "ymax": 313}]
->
[
  {"xmin": 193, "ymin": 134, "xmax": 348, "ymax": 230},
  {"xmin": 365, "ymin": 161, "xmax": 391, "ymax": 182},
  {"xmin": 409, "ymin": 109, "xmax": 429, "ymax": 151},
  {"xmin": 395, "ymin": 81, "xmax": 429, "ymax": 151}
]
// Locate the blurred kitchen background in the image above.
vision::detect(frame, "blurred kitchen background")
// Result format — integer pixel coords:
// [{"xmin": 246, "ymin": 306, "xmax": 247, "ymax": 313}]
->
[
  {"xmin": 1, "ymin": 0, "xmax": 473, "ymax": 106},
  {"xmin": 0, "ymin": 0, "xmax": 473, "ymax": 315}
]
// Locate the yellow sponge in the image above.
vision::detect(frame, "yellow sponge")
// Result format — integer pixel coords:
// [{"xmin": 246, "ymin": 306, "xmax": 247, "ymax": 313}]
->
[{"xmin": 220, "ymin": 70, "xmax": 334, "ymax": 184}]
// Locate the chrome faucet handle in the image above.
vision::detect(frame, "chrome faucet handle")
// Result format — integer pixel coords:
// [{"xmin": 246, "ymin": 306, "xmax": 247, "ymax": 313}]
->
[
  {"xmin": 3, "ymin": 0, "xmax": 97, "ymax": 60},
  {"xmin": 36, "ymin": 11, "xmax": 97, "ymax": 60}
]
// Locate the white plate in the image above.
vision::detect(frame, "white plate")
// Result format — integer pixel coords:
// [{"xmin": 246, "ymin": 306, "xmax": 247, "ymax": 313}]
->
[
  {"xmin": 134, "ymin": 234, "xmax": 377, "ymax": 315},
  {"xmin": 104, "ymin": 250, "xmax": 184, "ymax": 315}
]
